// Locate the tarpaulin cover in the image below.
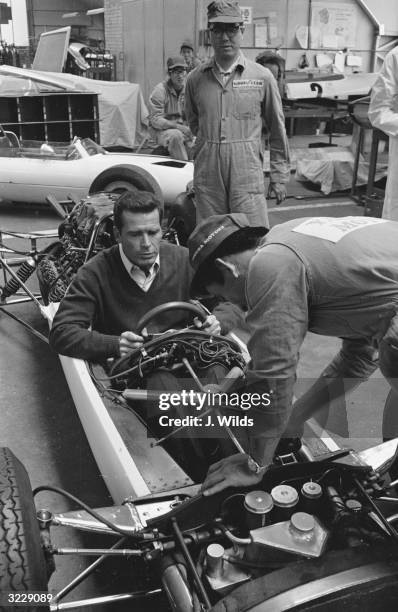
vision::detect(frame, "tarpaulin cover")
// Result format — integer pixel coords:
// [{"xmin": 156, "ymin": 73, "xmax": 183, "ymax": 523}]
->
[
  {"xmin": 294, "ymin": 146, "xmax": 387, "ymax": 194},
  {"xmin": 0, "ymin": 66, "xmax": 149, "ymax": 148}
]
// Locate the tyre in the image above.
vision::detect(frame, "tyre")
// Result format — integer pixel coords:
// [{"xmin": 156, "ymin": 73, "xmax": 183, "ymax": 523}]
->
[
  {"xmin": 89, "ymin": 165, "xmax": 164, "ymax": 206},
  {"xmin": 0, "ymin": 448, "xmax": 48, "ymax": 610},
  {"xmin": 211, "ymin": 545, "xmax": 398, "ymax": 612}
]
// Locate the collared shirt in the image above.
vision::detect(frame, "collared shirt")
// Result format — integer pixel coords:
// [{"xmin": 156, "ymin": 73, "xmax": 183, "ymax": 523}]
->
[
  {"xmin": 215, "ymin": 55, "xmax": 241, "ymax": 85},
  {"xmin": 119, "ymin": 244, "xmax": 160, "ymax": 292},
  {"xmin": 185, "ymin": 54, "xmax": 290, "ymax": 183}
]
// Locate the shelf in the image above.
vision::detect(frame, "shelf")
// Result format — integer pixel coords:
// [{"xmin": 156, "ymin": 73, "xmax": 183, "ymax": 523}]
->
[{"xmin": 0, "ymin": 92, "xmax": 99, "ymax": 144}]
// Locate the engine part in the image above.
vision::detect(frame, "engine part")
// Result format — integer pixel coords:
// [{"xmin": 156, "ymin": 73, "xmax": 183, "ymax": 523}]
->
[
  {"xmin": 244, "ymin": 491, "xmax": 274, "ymax": 530},
  {"xmin": 300, "ymin": 481, "xmax": 323, "ymax": 515},
  {"xmin": 271, "ymin": 484, "xmax": 299, "ymax": 521},
  {"xmin": 161, "ymin": 555, "xmax": 194, "ymax": 612},
  {"xmin": 205, "ymin": 546, "xmax": 250, "ymax": 595},
  {"xmin": 345, "ymin": 498, "xmax": 363, "ymax": 513},
  {"xmin": 249, "ymin": 511, "xmax": 329, "ymax": 559},
  {"xmin": 1, "ymin": 256, "xmax": 36, "ymax": 299},
  {"xmin": 206, "ymin": 543, "xmax": 224, "ymax": 578}
]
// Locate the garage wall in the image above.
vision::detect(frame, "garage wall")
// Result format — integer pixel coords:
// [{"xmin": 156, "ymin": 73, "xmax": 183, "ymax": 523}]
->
[
  {"xmin": 26, "ymin": 0, "xmax": 104, "ymax": 48},
  {"xmin": 197, "ymin": 0, "xmax": 375, "ymax": 72},
  {"xmin": 119, "ymin": 0, "xmax": 197, "ymax": 99},
  {"xmin": 105, "ymin": 0, "xmax": 379, "ymax": 99}
]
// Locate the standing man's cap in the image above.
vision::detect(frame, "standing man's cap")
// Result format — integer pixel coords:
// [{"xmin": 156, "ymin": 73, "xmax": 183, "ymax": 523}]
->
[
  {"xmin": 167, "ymin": 56, "xmax": 187, "ymax": 70},
  {"xmin": 188, "ymin": 213, "xmax": 267, "ymax": 271},
  {"xmin": 180, "ymin": 40, "xmax": 194, "ymax": 52},
  {"xmin": 207, "ymin": 0, "xmax": 243, "ymax": 23}
]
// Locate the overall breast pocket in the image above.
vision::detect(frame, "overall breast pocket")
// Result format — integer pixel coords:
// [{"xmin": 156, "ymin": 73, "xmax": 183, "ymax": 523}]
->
[{"xmin": 232, "ymin": 91, "xmax": 258, "ymax": 119}]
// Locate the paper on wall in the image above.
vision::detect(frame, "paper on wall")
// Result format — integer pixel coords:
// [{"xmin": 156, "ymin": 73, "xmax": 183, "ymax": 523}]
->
[{"xmin": 295, "ymin": 25, "xmax": 309, "ymax": 49}]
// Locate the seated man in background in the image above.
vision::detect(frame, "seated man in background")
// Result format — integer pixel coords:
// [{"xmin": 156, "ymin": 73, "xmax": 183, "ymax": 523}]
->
[
  {"xmin": 49, "ymin": 191, "xmax": 233, "ymax": 362},
  {"xmin": 180, "ymin": 40, "xmax": 202, "ymax": 73},
  {"xmin": 148, "ymin": 56, "xmax": 193, "ymax": 161}
]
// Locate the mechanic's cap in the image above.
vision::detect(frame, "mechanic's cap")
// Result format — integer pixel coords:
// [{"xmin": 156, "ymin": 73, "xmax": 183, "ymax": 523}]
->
[
  {"xmin": 207, "ymin": 0, "xmax": 243, "ymax": 23},
  {"xmin": 167, "ymin": 56, "xmax": 187, "ymax": 71},
  {"xmin": 180, "ymin": 39, "xmax": 194, "ymax": 52},
  {"xmin": 188, "ymin": 213, "xmax": 267, "ymax": 292}
]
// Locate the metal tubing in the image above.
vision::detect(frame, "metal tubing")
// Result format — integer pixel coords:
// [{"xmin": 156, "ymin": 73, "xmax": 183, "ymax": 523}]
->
[
  {"xmin": 0, "ymin": 307, "xmax": 49, "ymax": 344},
  {"xmin": 52, "ymin": 537, "xmax": 127, "ymax": 603},
  {"xmin": 354, "ymin": 478, "xmax": 398, "ymax": 542},
  {"xmin": 50, "ymin": 589, "xmax": 161, "ymax": 610},
  {"xmin": 182, "ymin": 357, "xmax": 204, "ymax": 390},
  {"xmin": 172, "ymin": 518, "xmax": 211, "ymax": 610},
  {"xmin": 54, "ymin": 547, "xmax": 142, "ymax": 556}
]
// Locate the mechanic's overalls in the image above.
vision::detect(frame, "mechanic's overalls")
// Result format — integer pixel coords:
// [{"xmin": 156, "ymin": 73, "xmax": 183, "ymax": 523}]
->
[{"xmin": 185, "ymin": 56, "xmax": 290, "ymax": 226}]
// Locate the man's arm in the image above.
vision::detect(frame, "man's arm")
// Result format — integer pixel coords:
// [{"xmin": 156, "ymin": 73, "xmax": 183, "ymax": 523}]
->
[
  {"xmin": 49, "ymin": 266, "xmax": 120, "ymax": 361},
  {"xmin": 369, "ymin": 51, "xmax": 398, "ymax": 137},
  {"xmin": 262, "ymin": 76, "xmax": 290, "ymax": 185},
  {"xmin": 184, "ymin": 74, "xmax": 199, "ymax": 136},
  {"xmin": 244, "ymin": 245, "xmax": 309, "ymax": 467},
  {"xmin": 201, "ymin": 246, "xmax": 309, "ymax": 495}
]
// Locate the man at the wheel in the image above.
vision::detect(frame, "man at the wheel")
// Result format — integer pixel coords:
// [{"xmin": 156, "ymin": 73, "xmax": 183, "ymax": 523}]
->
[{"xmin": 49, "ymin": 191, "xmax": 237, "ymax": 362}]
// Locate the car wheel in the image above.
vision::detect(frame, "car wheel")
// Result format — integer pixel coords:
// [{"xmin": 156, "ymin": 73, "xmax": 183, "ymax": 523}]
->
[
  {"xmin": 101, "ymin": 179, "xmax": 138, "ymax": 194},
  {"xmin": 0, "ymin": 448, "xmax": 48, "ymax": 608},
  {"xmin": 211, "ymin": 545, "xmax": 398, "ymax": 612},
  {"xmin": 88, "ymin": 165, "xmax": 164, "ymax": 208}
]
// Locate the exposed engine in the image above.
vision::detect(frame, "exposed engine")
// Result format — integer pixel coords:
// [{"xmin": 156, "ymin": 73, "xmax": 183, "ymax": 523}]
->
[
  {"xmin": 37, "ymin": 192, "xmax": 117, "ymax": 303},
  {"xmin": 43, "ymin": 441, "xmax": 398, "ymax": 611}
]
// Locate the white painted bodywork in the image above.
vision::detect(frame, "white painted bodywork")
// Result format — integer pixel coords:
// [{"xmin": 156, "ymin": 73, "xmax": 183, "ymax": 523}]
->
[
  {"xmin": 0, "ymin": 142, "xmax": 193, "ymax": 205},
  {"xmin": 41, "ymin": 304, "xmax": 151, "ymax": 503}
]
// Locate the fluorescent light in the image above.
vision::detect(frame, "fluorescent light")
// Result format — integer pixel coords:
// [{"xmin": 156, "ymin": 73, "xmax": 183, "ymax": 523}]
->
[
  {"xmin": 87, "ymin": 8, "xmax": 105, "ymax": 15},
  {"xmin": 62, "ymin": 12, "xmax": 79, "ymax": 18}
]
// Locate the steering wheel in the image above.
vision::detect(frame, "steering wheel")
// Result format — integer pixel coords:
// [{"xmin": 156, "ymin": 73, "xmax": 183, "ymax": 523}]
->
[
  {"xmin": 109, "ymin": 301, "xmax": 208, "ymax": 379},
  {"xmin": 136, "ymin": 301, "xmax": 207, "ymax": 334}
]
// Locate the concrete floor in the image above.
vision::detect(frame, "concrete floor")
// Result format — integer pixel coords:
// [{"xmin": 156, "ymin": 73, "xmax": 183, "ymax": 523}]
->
[{"xmin": 0, "ymin": 151, "xmax": 391, "ymax": 610}]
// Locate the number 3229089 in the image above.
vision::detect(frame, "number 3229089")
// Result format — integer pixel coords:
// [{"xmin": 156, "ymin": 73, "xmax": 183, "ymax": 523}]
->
[{"xmin": 0, "ymin": 592, "xmax": 53, "ymax": 606}]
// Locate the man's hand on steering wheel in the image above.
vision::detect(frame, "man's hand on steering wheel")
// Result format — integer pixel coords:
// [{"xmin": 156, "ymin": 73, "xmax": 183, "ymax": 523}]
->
[
  {"xmin": 194, "ymin": 314, "xmax": 221, "ymax": 336},
  {"xmin": 119, "ymin": 329, "xmax": 148, "ymax": 356}
]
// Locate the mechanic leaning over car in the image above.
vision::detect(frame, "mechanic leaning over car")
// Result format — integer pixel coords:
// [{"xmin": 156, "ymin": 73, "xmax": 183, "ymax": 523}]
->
[
  {"xmin": 188, "ymin": 213, "xmax": 398, "ymax": 495},
  {"xmin": 148, "ymin": 56, "xmax": 194, "ymax": 162},
  {"xmin": 49, "ymin": 191, "xmax": 240, "ymax": 362},
  {"xmin": 184, "ymin": 0, "xmax": 290, "ymax": 226}
]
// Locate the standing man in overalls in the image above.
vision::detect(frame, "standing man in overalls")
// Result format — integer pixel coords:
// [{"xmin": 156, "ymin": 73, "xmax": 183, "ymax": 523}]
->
[{"xmin": 185, "ymin": 0, "xmax": 290, "ymax": 226}]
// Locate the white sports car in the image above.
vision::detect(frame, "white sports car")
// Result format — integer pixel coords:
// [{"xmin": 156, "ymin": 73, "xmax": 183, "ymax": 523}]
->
[{"xmin": 0, "ymin": 128, "xmax": 193, "ymax": 206}]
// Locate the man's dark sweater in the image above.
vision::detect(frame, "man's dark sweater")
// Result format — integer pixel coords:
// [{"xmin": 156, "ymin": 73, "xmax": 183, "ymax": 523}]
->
[{"xmin": 50, "ymin": 241, "xmax": 196, "ymax": 361}]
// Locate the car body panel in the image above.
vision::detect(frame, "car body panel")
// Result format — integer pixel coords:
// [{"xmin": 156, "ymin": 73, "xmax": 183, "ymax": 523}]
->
[
  {"xmin": 41, "ymin": 302, "xmax": 194, "ymax": 504},
  {"xmin": 0, "ymin": 140, "xmax": 193, "ymax": 205}
]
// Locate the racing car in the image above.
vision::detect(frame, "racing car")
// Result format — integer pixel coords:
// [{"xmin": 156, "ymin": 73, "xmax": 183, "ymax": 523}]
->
[
  {"xmin": 1, "ymin": 196, "xmax": 398, "ymax": 611},
  {"xmin": 0, "ymin": 126, "xmax": 193, "ymax": 207}
]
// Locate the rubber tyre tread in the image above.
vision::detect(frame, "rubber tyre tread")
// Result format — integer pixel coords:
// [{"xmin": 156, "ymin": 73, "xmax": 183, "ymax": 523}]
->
[
  {"xmin": 0, "ymin": 448, "xmax": 47, "ymax": 611},
  {"xmin": 88, "ymin": 165, "xmax": 164, "ymax": 208}
]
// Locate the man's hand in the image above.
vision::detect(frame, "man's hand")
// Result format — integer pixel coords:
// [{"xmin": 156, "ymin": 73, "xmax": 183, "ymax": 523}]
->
[
  {"xmin": 194, "ymin": 314, "xmax": 221, "ymax": 335},
  {"xmin": 176, "ymin": 124, "xmax": 193, "ymax": 139},
  {"xmin": 267, "ymin": 182, "xmax": 287, "ymax": 205},
  {"xmin": 119, "ymin": 329, "xmax": 148, "ymax": 356},
  {"xmin": 202, "ymin": 454, "xmax": 264, "ymax": 496}
]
